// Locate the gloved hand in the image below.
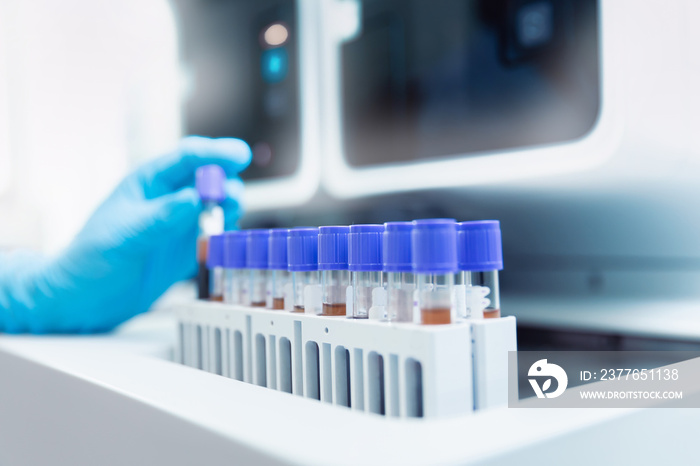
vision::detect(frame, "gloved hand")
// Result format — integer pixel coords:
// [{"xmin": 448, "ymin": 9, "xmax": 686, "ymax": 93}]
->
[{"xmin": 0, "ymin": 136, "xmax": 251, "ymax": 334}]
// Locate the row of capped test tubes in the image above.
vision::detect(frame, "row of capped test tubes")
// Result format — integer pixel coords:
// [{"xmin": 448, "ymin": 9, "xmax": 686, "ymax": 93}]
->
[{"xmin": 199, "ymin": 219, "xmax": 503, "ymax": 325}]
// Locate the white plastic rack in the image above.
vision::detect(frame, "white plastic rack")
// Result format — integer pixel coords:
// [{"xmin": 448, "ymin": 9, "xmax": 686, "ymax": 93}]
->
[{"xmin": 176, "ymin": 301, "xmax": 516, "ymax": 418}]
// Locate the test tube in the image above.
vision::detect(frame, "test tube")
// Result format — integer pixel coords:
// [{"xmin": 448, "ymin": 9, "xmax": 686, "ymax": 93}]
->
[
  {"xmin": 268, "ymin": 229, "xmax": 290, "ymax": 310},
  {"xmin": 223, "ymin": 230, "xmax": 247, "ymax": 304},
  {"xmin": 383, "ymin": 222, "xmax": 415, "ymax": 322},
  {"xmin": 196, "ymin": 165, "xmax": 226, "ymax": 299},
  {"xmin": 206, "ymin": 234, "xmax": 225, "ymax": 301},
  {"xmin": 457, "ymin": 220, "xmax": 504, "ymax": 319},
  {"xmin": 287, "ymin": 228, "xmax": 319, "ymax": 313},
  {"xmin": 246, "ymin": 229, "xmax": 271, "ymax": 307},
  {"xmin": 318, "ymin": 226, "xmax": 350, "ymax": 316},
  {"xmin": 412, "ymin": 219, "xmax": 458, "ymax": 325},
  {"xmin": 348, "ymin": 224, "xmax": 384, "ymax": 319}
]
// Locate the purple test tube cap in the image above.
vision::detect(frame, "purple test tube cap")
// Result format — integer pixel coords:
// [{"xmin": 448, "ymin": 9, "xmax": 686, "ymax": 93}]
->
[
  {"xmin": 383, "ymin": 222, "xmax": 413, "ymax": 273},
  {"xmin": 206, "ymin": 234, "xmax": 225, "ymax": 268},
  {"xmin": 411, "ymin": 218, "xmax": 458, "ymax": 274},
  {"xmin": 457, "ymin": 220, "xmax": 503, "ymax": 271},
  {"xmin": 196, "ymin": 164, "xmax": 226, "ymax": 202},
  {"xmin": 246, "ymin": 229, "xmax": 271, "ymax": 269},
  {"xmin": 287, "ymin": 228, "xmax": 319, "ymax": 272},
  {"xmin": 268, "ymin": 229, "xmax": 289, "ymax": 270},
  {"xmin": 349, "ymin": 224, "xmax": 384, "ymax": 272},
  {"xmin": 318, "ymin": 226, "xmax": 350, "ymax": 270},
  {"xmin": 224, "ymin": 230, "xmax": 247, "ymax": 269}
]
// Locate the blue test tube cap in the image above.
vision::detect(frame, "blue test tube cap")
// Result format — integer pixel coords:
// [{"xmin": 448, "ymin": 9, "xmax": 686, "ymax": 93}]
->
[
  {"xmin": 195, "ymin": 164, "xmax": 226, "ymax": 202},
  {"xmin": 383, "ymin": 222, "xmax": 413, "ymax": 272},
  {"xmin": 287, "ymin": 228, "xmax": 319, "ymax": 272},
  {"xmin": 411, "ymin": 218, "xmax": 458, "ymax": 274},
  {"xmin": 457, "ymin": 220, "xmax": 503, "ymax": 271},
  {"xmin": 224, "ymin": 230, "xmax": 247, "ymax": 269},
  {"xmin": 206, "ymin": 234, "xmax": 226, "ymax": 268},
  {"xmin": 268, "ymin": 228, "xmax": 289, "ymax": 270},
  {"xmin": 349, "ymin": 224, "xmax": 384, "ymax": 272},
  {"xmin": 246, "ymin": 229, "xmax": 271, "ymax": 269},
  {"xmin": 318, "ymin": 226, "xmax": 350, "ymax": 270}
]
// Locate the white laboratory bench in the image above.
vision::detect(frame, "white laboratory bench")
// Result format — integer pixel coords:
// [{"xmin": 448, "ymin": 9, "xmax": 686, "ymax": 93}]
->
[{"xmin": 2, "ymin": 294, "xmax": 700, "ymax": 465}]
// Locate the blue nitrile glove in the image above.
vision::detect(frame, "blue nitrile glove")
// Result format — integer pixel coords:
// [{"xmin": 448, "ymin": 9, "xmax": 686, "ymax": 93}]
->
[{"xmin": 0, "ymin": 136, "xmax": 251, "ymax": 334}]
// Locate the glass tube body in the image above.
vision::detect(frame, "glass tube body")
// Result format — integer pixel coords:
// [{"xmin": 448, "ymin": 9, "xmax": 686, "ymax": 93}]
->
[
  {"xmin": 455, "ymin": 271, "xmax": 467, "ymax": 285},
  {"xmin": 292, "ymin": 270, "xmax": 319, "ymax": 313},
  {"xmin": 249, "ymin": 269, "xmax": 268, "ymax": 307},
  {"xmin": 225, "ymin": 268, "xmax": 249, "ymax": 305},
  {"xmin": 467, "ymin": 270, "xmax": 500, "ymax": 318},
  {"xmin": 321, "ymin": 270, "xmax": 350, "ymax": 316},
  {"xmin": 417, "ymin": 273, "xmax": 454, "ymax": 325},
  {"xmin": 386, "ymin": 272, "xmax": 415, "ymax": 322},
  {"xmin": 352, "ymin": 271, "xmax": 383, "ymax": 319},
  {"xmin": 269, "ymin": 269, "xmax": 290, "ymax": 310},
  {"xmin": 224, "ymin": 268, "xmax": 234, "ymax": 304},
  {"xmin": 197, "ymin": 201, "xmax": 224, "ymax": 299},
  {"xmin": 209, "ymin": 266, "xmax": 224, "ymax": 301}
]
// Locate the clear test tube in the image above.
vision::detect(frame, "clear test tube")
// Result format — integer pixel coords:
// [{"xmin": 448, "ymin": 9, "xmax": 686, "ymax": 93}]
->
[
  {"xmin": 287, "ymin": 228, "xmax": 320, "ymax": 313},
  {"xmin": 268, "ymin": 229, "xmax": 290, "ymax": 310},
  {"xmin": 457, "ymin": 220, "xmax": 503, "ymax": 319},
  {"xmin": 348, "ymin": 224, "xmax": 384, "ymax": 319},
  {"xmin": 246, "ymin": 229, "xmax": 271, "ymax": 307},
  {"xmin": 206, "ymin": 234, "xmax": 225, "ymax": 301},
  {"xmin": 223, "ymin": 230, "xmax": 247, "ymax": 304},
  {"xmin": 383, "ymin": 222, "xmax": 415, "ymax": 322},
  {"xmin": 196, "ymin": 165, "xmax": 225, "ymax": 299},
  {"xmin": 412, "ymin": 219, "xmax": 458, "ymax": 325},
  {"xmin": 318, "ymin": 226, "xmax": 350, "ymax": 316}
]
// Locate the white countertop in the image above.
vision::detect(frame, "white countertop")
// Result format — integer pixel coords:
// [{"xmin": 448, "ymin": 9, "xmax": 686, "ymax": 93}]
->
[{"xmin": 1, "ymin": 289, "xmax": 700, "ymax": 465}]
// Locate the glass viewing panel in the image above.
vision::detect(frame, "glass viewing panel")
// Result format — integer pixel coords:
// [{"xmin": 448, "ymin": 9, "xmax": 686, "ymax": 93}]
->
[{"xmin": 341, "ymin": 0, "xmax": 600, "ymax": 167}]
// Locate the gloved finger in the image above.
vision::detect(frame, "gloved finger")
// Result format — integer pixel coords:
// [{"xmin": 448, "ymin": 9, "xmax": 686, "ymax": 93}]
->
[
  {"xmin": 150, "ymin": 186, "xmax": 201, "ymax": 237},
  {"xmin": 220, "ymin": 177, "xmax": 245, "ymax": 212},
  {"xmin": 150, "ymin": 180, "xmax": 245, "ymax": 239},
  {"xmin": 140, "ymin": 136, "xmax": 252, "ymax": 196},
  {"xmin": 223, "ymin": 179, "xmax": 246, "ymax": 230}
]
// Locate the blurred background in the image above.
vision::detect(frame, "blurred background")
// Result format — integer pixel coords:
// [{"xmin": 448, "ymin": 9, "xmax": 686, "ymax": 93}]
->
[
  {"xmin": 2, "ymin": 0, "xmax": 700, "ymax": 347},
  {"xmin": 0, "ymin": 0, "xmax": 181, "ymax": 253}
]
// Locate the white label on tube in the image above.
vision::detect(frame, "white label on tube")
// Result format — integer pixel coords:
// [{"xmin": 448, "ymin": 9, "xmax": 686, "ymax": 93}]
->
[
  {"xmin": 454, "ymin": 284, "xmax": 467, "ymax": 319},
  {"xmin": 266, "ymin": 280, "xmax": 272, "ymax": 308},
  {"xmin": 224, "ymin": 269, "xmax": 233, "ymax": 304},
  {"xmin": 413, "ymin": 289, "xmax": 420, "ymax": 324},
  {"xmin": 199, "ymin": 205, "xmax": 225, "ymax": 236},
  {"xmin": 283, "ymin": 282, "xmax": 294, "ymax": 312},
  {"xmin": 368, "ymin": 287, "xmax": 387, "ymax": 320},
  {"xmin": 304, "ymin": 284, "xmax": 322, "ymax": 315},
  {"xmin": 372, "ymin": 287, "xmax": 387, "ymax": 306},
  {"xmin": 465, "ymin": 286, "xmax": 491, "ymax": 319}
]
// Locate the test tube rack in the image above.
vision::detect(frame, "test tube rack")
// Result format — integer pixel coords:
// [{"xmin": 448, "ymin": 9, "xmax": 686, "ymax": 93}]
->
[{"xmin": 176, "ymin": 301, "xmax": 516, "ymax": 418}]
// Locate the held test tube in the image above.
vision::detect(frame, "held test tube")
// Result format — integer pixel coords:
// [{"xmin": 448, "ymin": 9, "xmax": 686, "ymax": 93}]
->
[
  {"xmin": 268, "ymin": 229, "xmax": 290, "ymax": 310},
  {"xmin": 196, "ymin": 165, "xmax": 225, "ymax": 299},
  {"xmin": 287, "ymin": 228, "xmax": 319, "ymax": 313},
  {"xmin": 223, "ymin": 230, "xmax": 247, "ymax": 305},
  {"xmin": 383, "ymin": 222, "xmax": 415, "ymax": 322},
  {"xmin": 457, "ymin": 221, "xmax": 503, "ymax": 319},
  {"xmin": 348, "ymin": 224, "xmax": 384, "ymax": 319},
  {"xmin": 318, "ymin": 226, "xmax": 350, "ymax": 316},
  {"xmin": 412, "ymin": 219, "xmax": 458, "ymax": 325},
  {"xmin": 247, "ymin": 230, "xmax": 271, "ymax": 307},
  {"xmin": 207, "ymin": 234, "xmax": 225, "ymax": 301}
]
